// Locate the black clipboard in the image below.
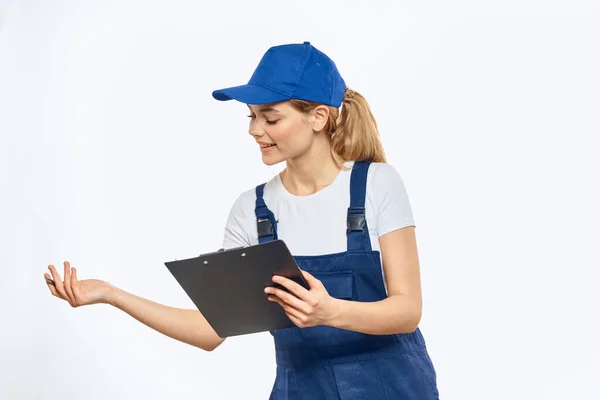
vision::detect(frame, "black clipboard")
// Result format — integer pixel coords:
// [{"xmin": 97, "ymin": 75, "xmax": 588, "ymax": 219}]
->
[{"xmin": 164, "ymin": 239, "xmax": 309, "ymax": 338}]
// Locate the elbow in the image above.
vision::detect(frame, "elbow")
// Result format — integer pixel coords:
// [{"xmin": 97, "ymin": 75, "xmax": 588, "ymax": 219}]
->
[
  {"xmin": 197, "ymin": 342, "xmax": 221, "ymax": 352},
  {"xmin": 198, "ymin": 343, "xmax": 218, "ymax": 352},
  {"xmin": 197, "ymin": 336, "xmax": 225, "ymax": 352},
  {"xmin": 396, "ymin": 307, "xmax": 422, "ymax": 334},
  {"xmin": 403, "ymin": 320, "xmax": 420, "ymax": 334},
  {"xmin": 199, "ymin": 344, "xmax": 216, "ymax": 352},
  {"xmin": 400, "ymin": 318, "xmax": 421, "ymax": 334}
]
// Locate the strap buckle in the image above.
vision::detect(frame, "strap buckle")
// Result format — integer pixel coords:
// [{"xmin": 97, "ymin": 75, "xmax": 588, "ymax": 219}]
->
[
  {"xmin": 347, "ymin": 206, "xmax": 366, "ymax": 232},
  {"xmin": 257, "ymin": 217, "xmax": 274, "ymax": 238}
]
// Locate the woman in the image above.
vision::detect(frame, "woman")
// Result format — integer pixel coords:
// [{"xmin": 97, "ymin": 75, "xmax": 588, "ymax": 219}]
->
[{"xmin": 45, "ymin": 41, "xmax": 439, "ymax": 399}]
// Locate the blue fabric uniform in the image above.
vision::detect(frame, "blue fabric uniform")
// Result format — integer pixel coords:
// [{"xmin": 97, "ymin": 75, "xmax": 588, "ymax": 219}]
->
[{"xmin": 254, "ymin": 160, "xmax": 440, "ymax": 399}]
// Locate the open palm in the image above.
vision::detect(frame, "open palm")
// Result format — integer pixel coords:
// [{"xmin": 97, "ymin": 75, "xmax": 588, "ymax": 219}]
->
[{"xmin": 45, "ymin": 261, "xmax": 112, "ymax": 307}]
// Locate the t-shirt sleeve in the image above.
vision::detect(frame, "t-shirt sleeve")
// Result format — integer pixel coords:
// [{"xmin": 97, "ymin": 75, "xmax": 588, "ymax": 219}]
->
[
  {"xmin": 372, "ymin": 163, "xmax": 416, "ymax": 236},
  {"xmin": 221, "ymin": 194, "xmax": 252, "ymax": 249}
]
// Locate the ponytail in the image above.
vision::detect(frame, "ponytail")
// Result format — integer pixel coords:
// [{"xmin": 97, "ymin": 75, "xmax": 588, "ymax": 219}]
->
[
  {"xmin": 333, "ymin": 87, "xmax": 387, "ymax": 164},
  {"xmin": 288, "ymin": 87, "xmax": 387, "ymax": 167}
]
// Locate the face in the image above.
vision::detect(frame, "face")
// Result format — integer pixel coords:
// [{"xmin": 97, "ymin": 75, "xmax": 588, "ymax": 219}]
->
[{"xmin": 246, "ymin": 101, "xmax": 327, "ymax": 166}]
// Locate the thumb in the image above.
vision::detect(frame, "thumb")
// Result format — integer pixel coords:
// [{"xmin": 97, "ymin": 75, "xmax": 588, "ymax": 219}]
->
[{"xmin": 300, "ymin": 269, "xmax": 321, "ymax": 289}]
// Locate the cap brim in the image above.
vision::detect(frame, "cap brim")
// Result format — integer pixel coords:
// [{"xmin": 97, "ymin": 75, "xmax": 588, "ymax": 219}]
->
[{"xmin": 212, "ymin": 84, "xmax": 290, "ymax": 105}]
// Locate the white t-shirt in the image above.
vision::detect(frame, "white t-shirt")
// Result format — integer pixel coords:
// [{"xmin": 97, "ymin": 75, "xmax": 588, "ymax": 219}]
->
[{"xmin": 221, "ymin": 161, "xmax": 416, "ymax": 261}]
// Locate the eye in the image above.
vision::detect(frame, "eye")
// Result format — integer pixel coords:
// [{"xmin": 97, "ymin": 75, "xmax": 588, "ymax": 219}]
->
[{"xmin": 247, "ymin": 115, "xmax": 278, "ymax": 125}]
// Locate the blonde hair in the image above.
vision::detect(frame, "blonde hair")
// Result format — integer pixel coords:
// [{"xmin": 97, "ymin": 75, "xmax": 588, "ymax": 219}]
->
[{"xmin": 288, "ymin": 87, "xmax": 387, "ymax": 167}]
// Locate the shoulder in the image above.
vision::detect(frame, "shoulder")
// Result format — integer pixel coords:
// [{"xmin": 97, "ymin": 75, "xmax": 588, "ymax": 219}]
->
[
  {"xmin": 365, "ymin": 161, "xmax": 415, "ymax": 234},
  {"xmin": 228, "ymin": 185, "xmax": 258, "ymax": 217},
  {"xmin": 222, "ymin": 178, "xmax": 278, "ymax": 249},
  {"xmin": 226, "ymin": 175, "xmax": 279, "ymax": 217},
  {"xmin": 367, "ymin": 161, "xmax": 404, "ymax": 179},
  {"xmin": 366, "ymin": 161, "xmax": 408, "ymax": 192}
]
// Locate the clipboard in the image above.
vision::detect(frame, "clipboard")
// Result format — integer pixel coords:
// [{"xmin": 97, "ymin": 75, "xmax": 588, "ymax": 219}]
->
[{"xmin": 164, "ymin": 239, "xmax": 309, "ymax": 338}]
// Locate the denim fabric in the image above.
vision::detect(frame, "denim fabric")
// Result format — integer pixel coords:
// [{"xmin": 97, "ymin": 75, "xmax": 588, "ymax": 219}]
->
[{"xmin": 256, "ymin": 161, "xmax": 439, "ymax": 400}]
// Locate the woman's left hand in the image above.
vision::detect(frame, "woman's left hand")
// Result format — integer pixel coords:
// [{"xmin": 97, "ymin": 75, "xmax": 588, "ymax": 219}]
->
[{"xmin": 265, "ymin": 270, "xmax": 338, "ymax": 328}]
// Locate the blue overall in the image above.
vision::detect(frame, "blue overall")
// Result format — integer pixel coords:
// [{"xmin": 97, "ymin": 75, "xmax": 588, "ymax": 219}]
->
[{"xmin": 254, "ymin": 161, "xmax": 439, "ymax": 400}]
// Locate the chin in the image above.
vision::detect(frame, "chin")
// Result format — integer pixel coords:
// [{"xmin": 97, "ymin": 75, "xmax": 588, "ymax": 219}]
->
[
  {"xmin": 261, "ymin": 152, "xmax": 287, "ymax": 166},
  {"xmin": 262, "ymin": 157, "xmax": 285, "ymax": 166}
]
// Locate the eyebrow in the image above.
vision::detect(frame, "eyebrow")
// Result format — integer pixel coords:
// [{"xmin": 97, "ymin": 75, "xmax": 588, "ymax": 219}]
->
[{"xmin": 247, "ymin": 106, "xmax": 281, "ymax": 113}]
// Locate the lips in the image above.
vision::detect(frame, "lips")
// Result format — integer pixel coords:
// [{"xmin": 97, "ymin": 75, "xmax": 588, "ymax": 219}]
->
[
  {"xmin": 258, "ymin": 141, "xmax": 276, "ymax": 148},
  {"xmin": 258, "ymin": 141, "xmax": 277, "ymax": 153}
]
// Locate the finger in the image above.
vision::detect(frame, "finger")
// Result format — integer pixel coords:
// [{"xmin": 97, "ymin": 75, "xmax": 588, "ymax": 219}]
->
[
  {"xmin": 71, "ymin": 267, "xmax": 81, "ymax": 301},
  {"xmin": 272, "ymin": 275, "xmax": 311, "ymax": 302},
  {"xmin": 44, "ymin": 273, "xmax": 60, "ymax": 298},
  {"xmin": 48, "ymin": 265, "xmax": 69, "ymax": 302},
  {"xmin": 63, "ymin": 261, "xmax": 75, "ymax": 306},
  {"xmin": 286, "ymin": 311, "xmax": 307, "ymax": 328},
  {"xmin": 266, "ymin": 286, "xmax": 311, "ymax": 314},
  {"xmin": 300, "ymin": 270, "xmax": 323, "ymax": 289},
  {"xmin": 268, "ymin": 295, "xmax": 306, "ymax": 321},
  {"xmin": 44, "ymin": 273, "xmax": 55, "ymax": 286},
  {"xmin": 267, "ymin": 294, "xmax": 284, "ymax": 307}
]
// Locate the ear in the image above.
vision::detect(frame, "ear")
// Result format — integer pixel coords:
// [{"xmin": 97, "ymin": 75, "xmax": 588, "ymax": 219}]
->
[{"xmin": 312, "ymin": 105, "xmax": 330, "ymax": 133}]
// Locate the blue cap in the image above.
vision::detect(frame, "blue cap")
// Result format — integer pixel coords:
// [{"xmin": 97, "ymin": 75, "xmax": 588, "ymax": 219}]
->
[{"xmin": 212, "ymin": 42, "xmax": 346, "ymax": 107}]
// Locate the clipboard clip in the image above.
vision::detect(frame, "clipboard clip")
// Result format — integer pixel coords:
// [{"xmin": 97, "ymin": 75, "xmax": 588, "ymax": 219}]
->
[{"xmin": 198, "ymin": 247, "xmax": 242, "ymax": 258}]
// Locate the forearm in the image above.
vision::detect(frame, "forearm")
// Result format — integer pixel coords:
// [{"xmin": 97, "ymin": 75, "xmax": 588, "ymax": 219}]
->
[
  {"xmin": 327, "ymin": 294, "xmax": 421, "ymax": 335},
  {"xmin": 106, "ymin": 284, "xmax": 225, "ymax": 351}
]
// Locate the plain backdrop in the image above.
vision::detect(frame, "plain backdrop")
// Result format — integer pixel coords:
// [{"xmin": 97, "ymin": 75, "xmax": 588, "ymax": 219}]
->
[{"xmin": 1, "ymin": 0, "xmax": 599, "ymax": 399}]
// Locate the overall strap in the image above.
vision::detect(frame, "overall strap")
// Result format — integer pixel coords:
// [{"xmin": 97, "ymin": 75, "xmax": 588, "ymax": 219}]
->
[
  {"xmin": 347, "ymin": 161, "xmax": 372, "ymax": 252},
  {"xmin": 255, "ymin": 183, "xmax": 278, "ymax": 244}
]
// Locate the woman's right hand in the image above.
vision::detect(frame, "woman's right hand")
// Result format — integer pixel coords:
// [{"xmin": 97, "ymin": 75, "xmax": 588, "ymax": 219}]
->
[{"xmin": 45, "ymin": 261, "xmax": 113, "ymax": 307}]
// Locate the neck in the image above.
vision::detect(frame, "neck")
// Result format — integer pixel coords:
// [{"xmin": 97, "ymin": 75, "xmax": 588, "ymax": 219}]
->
[{"xmin": 280, "ymin": 136, "xmax": 341, "ymax": 196}]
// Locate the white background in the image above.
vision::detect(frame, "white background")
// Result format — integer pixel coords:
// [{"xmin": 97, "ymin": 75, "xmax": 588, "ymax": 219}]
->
[{"xmin": 1, "ymin": 0, "xmax": 599, "ymax": 399}]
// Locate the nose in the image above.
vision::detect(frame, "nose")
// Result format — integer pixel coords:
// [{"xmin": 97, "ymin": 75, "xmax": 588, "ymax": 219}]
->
[{"xmin": 248, "ymin": 124, "xmax": 264, "ymax": 139}]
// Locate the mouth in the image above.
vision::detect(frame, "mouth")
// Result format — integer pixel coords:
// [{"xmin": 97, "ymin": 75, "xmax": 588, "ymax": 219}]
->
[{"xmin": 259, "ymin": 142, "xmax": 277, "ymax": 153}]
